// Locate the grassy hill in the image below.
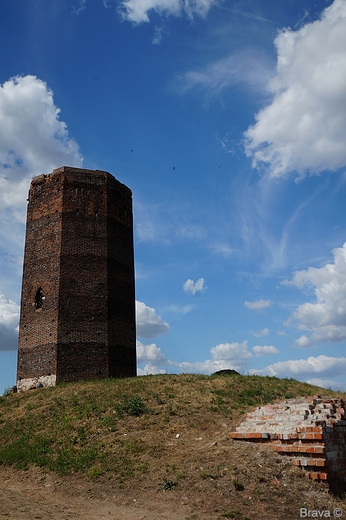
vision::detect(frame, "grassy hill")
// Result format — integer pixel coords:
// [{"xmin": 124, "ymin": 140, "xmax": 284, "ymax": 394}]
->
[{"xmin": 0, "ymin": 373, "xmax": 345, "ymax": 519}]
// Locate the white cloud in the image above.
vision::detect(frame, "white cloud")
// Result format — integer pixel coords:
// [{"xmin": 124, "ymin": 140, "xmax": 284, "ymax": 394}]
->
[
  {"xmin": 294, "ymin": 335, "xmax": 314, "ymax": 348},
  {"xmin": 208, "ymin": 243, "xmax": 235, "ymax": 258},
  {"xmin": 179, "ymin": 49, "xmax": 272, "ymax": 95},
  {"xmin": 252, "ymin": 345, "xmax": 279, "ymax": 357},
  {"xmin": 136, "ymin": 300, "xmax": 170, "ymax": 338},
  {"xmin": 306, "ymin": 378, "xmax": 345, "ymax": 391},
  {"xmin": 135, "ymin": 339, "xmax": 252, "ymax": 376},
  {"xmin": 137, "ymin": 363, "xmax": 167, "ymax": 375},
  {"xmin": 252, "ymin": 355, "xmax": 346, "ymax": 379},
  {"xmin": 0, "ymin": 292, "xmax": 20, "ymax": 351},
  {"xmin": 286, "ymin": 242, "xmax": 346, "ymax": 344},
  {"xmin": 178, "ymin": 340, "xmax": 252, "ymax": 374},
  {"xmin": 134, "ymin": 201, "xmax": 206, "ymax": 245},
  {"xmin": 152, "ymin": 25, "xmax": 164, "ymax": 45},
  {"xmin": 164, "ymin": 304, "xmax": 195, "ymax": 315},
  {"xmin": 210, "ymin": 340, "xmax": 252, "ymax": 361},
  {"xmin": 175, "ymin": 224, "xmax": 206, "ymax": 241},
  {"xmin": 252, "ymin": 328, "xmax": 270, "ymax": 337},
  {"xmin": 119, "ymin": 0, "xmax": 218, "ymax": 24},
  {"xmin": 244, "ymin": 299, "xmax": 271, "ymax": 310},
  {"xmin": 72, "ymin": 0, "xmax": 88, "ymax": 15},
  {"xmin": 0, "ymin": 75, "xmax": 82, "ymax": 221},
  {"xmin": 244, "ymin": 0, "xmax": 346, "ymax": 178},
  {"xmin": 183, "ymin": 278, "xmax": 206, "ymax": 295},
  {"xmin": 136, "ymin": 339, "xmax": 169, "ymax": 364},
  {"xmin": 177, "ymin": 359, "xmax": 236, "ymax": 374}
]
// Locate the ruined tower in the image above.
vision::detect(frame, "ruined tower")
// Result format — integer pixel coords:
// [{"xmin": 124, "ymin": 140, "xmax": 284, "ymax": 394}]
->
[{"xmin": 17, "ymin": 166, "xmax": 136, "ymax": 391}]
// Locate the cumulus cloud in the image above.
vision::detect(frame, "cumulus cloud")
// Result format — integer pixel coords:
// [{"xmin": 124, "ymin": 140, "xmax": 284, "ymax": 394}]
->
[
  {"xmin": 294, "ymin": 335, "xmax": 314, "ymax": 348},
  {"xmin": 183, "ymin": 278, "xmax": 206, "ymax": 295},
  {"xmin": 136, "ymin": 339, "xmax": 169, "ymax": 365},
  {"xmin": 178, "ymin": 340, "xmax": 252, "ymax": 374},
  {"xmin": 119, "ymin": 0, "xmax": 218, "ymax": 24},
  {"xmin": 137, "ymin": 364, "xmax": 167, "ymax": 375},
  {"xmin": 136, "ymin": 300, "xmax": 170, "ymax": 338},
  {"xmin": 252, "ymin": 345, "xmax": 279, "ymax": 357},
  {"xmin": 244, "ymin": 0, "xmax": 346, "ymax": 178},
  {"xmin": 244, "ymin": 299, "xmax": 271, "ymax": 310},
  {"xmin": 0, "ymin": 75, "xmax": 82, "ymax": 221},
  {"xmin": 285, "ymin": 242, "xmax": 346, "ymax": 344},
  {"xmin": 0, "ymin": 292, "xmax": 20, "ymax": 351},
  {"xmin": 252, "ymin": 355, "xmax": 346, "ymax": 379},
  {"xmin": 135, "ymin": 339, "xmax": 252, "ymax": 376}
]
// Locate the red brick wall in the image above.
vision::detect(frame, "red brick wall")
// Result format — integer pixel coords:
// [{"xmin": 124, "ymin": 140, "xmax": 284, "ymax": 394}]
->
[
  {"xmin": 17, "ymin": 166, "xmax": 136, "ymax": 389},
  {"xmin": 17, "ymin": 171, "xmax": 63, "ymax": 382}
]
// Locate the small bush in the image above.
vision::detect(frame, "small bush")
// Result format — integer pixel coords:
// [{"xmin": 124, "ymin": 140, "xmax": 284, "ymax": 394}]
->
[
  {"xmin": 232, "ymin": 479, "xmax": 244, "ymax": 491},
  {"xmin": 163, "ymin": 478, "xmax": 176, "ymax": 490},
  {"xmin": 115, "ymin": 395, "xmax": 147, "ymax": 417},
  {"xmin": 87, "ymin": 466, "xmax": 103, "ymax": 479}
]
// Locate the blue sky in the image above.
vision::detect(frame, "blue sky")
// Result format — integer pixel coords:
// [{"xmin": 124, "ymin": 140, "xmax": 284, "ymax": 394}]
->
[{"xmin": 1, "ymin": 0, "xmax": 346, "ymax": 394}]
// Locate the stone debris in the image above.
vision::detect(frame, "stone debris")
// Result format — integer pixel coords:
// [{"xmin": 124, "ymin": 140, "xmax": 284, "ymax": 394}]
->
[{"xmin": 230, "ymin": 396, "xmax": 346, "ymax": 490}]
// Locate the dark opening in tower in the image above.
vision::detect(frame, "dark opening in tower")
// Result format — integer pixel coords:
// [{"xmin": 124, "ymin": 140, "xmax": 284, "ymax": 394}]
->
[{"xmin": 34, "ymin": 287, "xmax": 44, "ymax": 310}]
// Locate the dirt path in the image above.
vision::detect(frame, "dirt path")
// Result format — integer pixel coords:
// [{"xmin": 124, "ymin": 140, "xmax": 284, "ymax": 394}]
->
[{"xmin": 0, "ymin": 467, "xmax": 193, "ymax": 520}]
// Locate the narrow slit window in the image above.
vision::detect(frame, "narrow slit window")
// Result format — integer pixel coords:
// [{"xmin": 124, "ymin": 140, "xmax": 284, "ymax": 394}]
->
[{"xmin": 35, "ymin": 287, "xmax": 44, "ymax": 309}]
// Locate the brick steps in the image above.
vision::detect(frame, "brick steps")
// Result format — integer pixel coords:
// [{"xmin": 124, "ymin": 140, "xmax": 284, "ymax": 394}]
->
[{"xmin": 229, "ymin": 396, "xmax": 346, "ymax": 490}]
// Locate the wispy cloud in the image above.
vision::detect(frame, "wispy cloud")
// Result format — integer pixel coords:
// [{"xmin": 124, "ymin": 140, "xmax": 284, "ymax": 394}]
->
[
  {"xmin": 177, "ymin": 49, "xmax": 272, "ymax": 96},
  {"xmin": 208, "ymin": 242, "xmax": 235, "ymax": 258},
  {"xmin": 252, "ymin": 328, "xmax": 270, "ymax": 337},
  {"xmin": 164, "ymin": 304, "xmax": 195, "ymax": 316},
  {"xmin": 220, "ymin": 5, "xmax": 275, "ymax": 24},
  {"xmin": 244, "ymin": 299, "xmax": 271, "ymax": 310},
  {"xmin": 72, "ymin": 0, "xmax": 88, "ymax": 15},
  {"xmin": 134, "ymin": 200, "xmax": 206, "ymax": 244},
  {"xmin": 119, "ymin": 0, "xmax": 219, "ymax": 24},
  {"xmin": 152, "ymin": 25, "xmax": 164, "ymax": 45}
]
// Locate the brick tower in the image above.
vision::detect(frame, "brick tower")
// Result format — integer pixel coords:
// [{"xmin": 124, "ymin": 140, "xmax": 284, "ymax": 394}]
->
[{"xmin": 17, "ymin": 166, "xmax": 136, "ymax": 391}]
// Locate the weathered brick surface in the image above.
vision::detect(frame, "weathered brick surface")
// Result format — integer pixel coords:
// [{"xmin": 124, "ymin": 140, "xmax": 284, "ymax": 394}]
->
[
  {"xmin": 17, "ymin": 167, "xmax": 136, "ymax": 390},
  {"xmin": 230, "ymin": 396, "xmax": 346, "ymax": 492}
]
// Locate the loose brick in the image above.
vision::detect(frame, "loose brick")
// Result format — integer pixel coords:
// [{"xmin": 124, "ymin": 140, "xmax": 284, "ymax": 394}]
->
[{"xmin": 229, "ymin": 396, "xmax": 346, "ymax": 492}]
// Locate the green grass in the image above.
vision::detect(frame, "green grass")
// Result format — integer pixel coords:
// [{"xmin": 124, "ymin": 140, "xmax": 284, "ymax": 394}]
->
[{"xmin": 0, "ymin": 373, "xmax": 341, "ymax": 480}]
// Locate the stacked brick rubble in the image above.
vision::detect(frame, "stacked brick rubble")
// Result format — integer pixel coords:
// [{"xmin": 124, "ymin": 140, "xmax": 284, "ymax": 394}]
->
[{"xmin": 230, "ymin": 397, "xmax": 346, "ymax": 488}]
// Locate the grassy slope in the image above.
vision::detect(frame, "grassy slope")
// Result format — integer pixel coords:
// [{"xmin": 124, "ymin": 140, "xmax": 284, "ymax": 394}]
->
[{"xmin": 0, "ymin": 373, "xmax": 345, "ymax": 519}]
